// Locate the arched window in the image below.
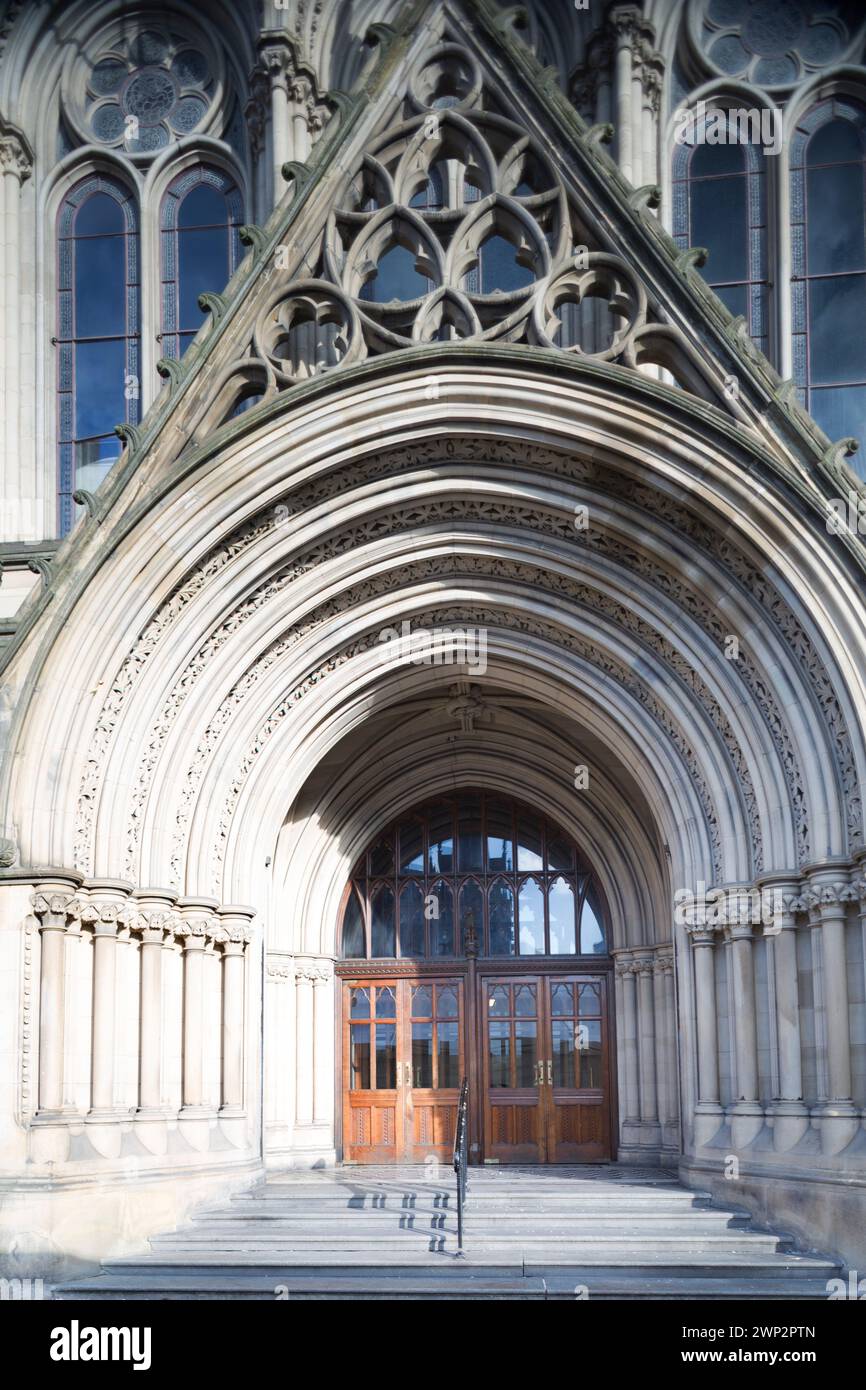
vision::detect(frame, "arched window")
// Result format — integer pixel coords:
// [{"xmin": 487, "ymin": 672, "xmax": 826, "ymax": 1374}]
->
[
  {"xmin": 672, "ymin": 108, "xmax": 769, "ymax": 358},
  {"xmin": 791, "ymin": 99, "xmax": 866, "ymax": 474},
  {"xmin": 56, "ymin": 176, "xmax": 140, "ymax": 534},
  {"xmin": 160, "ymin": 166, "xmax": 243, "ymax": 358},
  {"xmin": 338, "ymin": 791, "xmax": 609, "ymax": 960}
]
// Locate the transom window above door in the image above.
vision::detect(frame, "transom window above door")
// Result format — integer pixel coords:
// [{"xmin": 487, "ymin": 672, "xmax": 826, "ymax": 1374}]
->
[{"xmin": 339, "ymin": 791, "xmax": 609, "ymax": 961}]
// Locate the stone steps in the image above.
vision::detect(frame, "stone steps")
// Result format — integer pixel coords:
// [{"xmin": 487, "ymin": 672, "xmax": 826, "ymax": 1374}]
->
[{"xmin": 52, "ymin": 1165, "xmax": 840, "ymax": 1301}]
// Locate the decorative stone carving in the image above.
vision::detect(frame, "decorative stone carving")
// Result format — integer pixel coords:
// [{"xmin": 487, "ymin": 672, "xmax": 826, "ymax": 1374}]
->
[{"xmin": 690, "ymin": 0, "xmax": 866, "ymax": 90}]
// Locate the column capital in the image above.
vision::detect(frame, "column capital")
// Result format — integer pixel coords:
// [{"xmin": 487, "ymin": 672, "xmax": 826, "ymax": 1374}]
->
[{"xmin": 0, "ymin": 127, "xmax": 33, "ymax": 182}]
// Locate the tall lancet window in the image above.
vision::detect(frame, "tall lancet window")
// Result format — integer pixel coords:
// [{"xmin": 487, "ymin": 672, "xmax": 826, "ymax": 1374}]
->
[
  {"xmin": 56, "ymin": 176, "xmax": 140, "ymax": 534},
  {"xmin": 160, "ymin": 166, "xmax": 243, "ymax": 358},
  {"xmin": 672, "ymin": 110, "xmax": 769, "ymax": 359},
  {"xmin": 791, "ymin": 99, "xmax": 866, "ymax": 476}
]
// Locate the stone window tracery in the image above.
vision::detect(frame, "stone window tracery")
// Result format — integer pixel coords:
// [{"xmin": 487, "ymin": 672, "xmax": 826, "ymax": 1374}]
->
[
  {"xmin": 692, "ymin": 0, "xmax": 866, "ymax": 90},
  {"xmin": 73, "ymin": 25, "xmax": 218, "ymax": 153}
]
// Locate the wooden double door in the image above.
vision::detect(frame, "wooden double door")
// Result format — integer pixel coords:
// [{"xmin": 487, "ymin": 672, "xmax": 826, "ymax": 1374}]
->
[
  {"xmin": 341, "ymin": 970, "xmax": 612, "ymax": 1164},
  {"xmin": 482, "ymin": 973, "xmax": 610, "ymax": 1163}
]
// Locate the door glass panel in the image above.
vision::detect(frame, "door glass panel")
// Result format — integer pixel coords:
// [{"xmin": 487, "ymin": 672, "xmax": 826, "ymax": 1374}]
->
[
  {"xmin": 578, "ymin": 1018, "xmax": 602, "ymax": 1088},
  {"xmin": 489, "ymin": 880, "xmax": 515, "ymax": 954},
  {"xmin": 548, "ymin": 876, "xmax": 576, "ymax": 954},
  {"xmin": 371, "ymin": 885, "xmax": 396, "ymax": 956},
  {"xmin": 577, "ymin": 982, "xmax": 601, "ymax": 1015},
  {"xmin": 518, "ymin": 877, "xmax": 545, "ymax": 955},
  {"xmin": 375, "ymin": 985, "xmax": 397, "ymax": 1018},
  {"xmin": 458, "ymin": 880, "xmax": 483, "ymax": 954},
  {"xmin": 550, "ymin": 982, "xmax": 573, "ymax": 1015},
  {"xmin": 437, "ymin": 1021, "xmax": 459, "ymax": 1088},
  {"xmin": 513, "ymin": 983, "xmax": 537, "ymax": 1017},
  {"xmin": 427, "ymin": 802, "xmax": 454, "ymax": 873},
  {"xmin": 516, "ymin": 816, "xmax": 544, "ymax": 870},
  {"xmin": 349, "ymin": 987, "xmax": 371, "ymax": 1019},
  {"xmin": 488, "ymin": 1021, "xmax": 511, "ymax": 1086},
  {"xmin": 350, "ymin": 1024, "xmax": 370, "ymax": 1089},
  {"xmin": 457, "ymin": 795, "xmax": 483, "ymax": 872},
  {"xmin": 486, "ymin": 800, "xmax": 514, "ymax": 871},
  {"xmin": 411, "ymin": 984, "xmax": 433, "ymax": 1017},
  {"xmin": 436, "ymin": 984, "xmax": 459, "ymax": 1018},
  {"xmin": 487, "ymin": 985, "xmax": 510, "ymax": 1017},
  {"xmin": 552, "ymin": 1019, "xmax": 575, "ymax": 1087},
  {"xmin": 514, "ymin": 1022, "xmax": 538, "ymax": 1086},
  {"xmin": 375, "ymin": 1023, "xmax": 397, "ymax": 1087},
  {"xmin": 399, "ymin": 820, "xmax": 424, "ymax": 873},
  {"xmin": 399, "ymin": 881, "xmax": 426, "ymax": 957},
  {"xmin": 411, "ymin": 1022, "xmax": 433, "ymax": 1087}
]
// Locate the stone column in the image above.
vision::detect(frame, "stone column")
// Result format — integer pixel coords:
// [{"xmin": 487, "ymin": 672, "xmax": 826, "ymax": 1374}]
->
[
  {"xmin": 727, "ymin": 919, "xmax": 764, "ymax": 1147},
  {"xmin": 807, "ymin": 872, "xmax": 859, "ymax": 1153},
  {"xmin": 84, "ymin": 892, "xmax": 122, "ymax": 1116},
  {"xmin": 634, "ymin": 952, "xmax": 659, "ymax": 1139},
  {"xmin": 177, "ymin": 899, "xmax": 218, "ymax": 1117},
  {"xmin": 294, "ymin": 964, "xmax": 315, "ymax": 1127},
  {"xmin": 615, "ymin": 955, "xmax": 640, "ymax": 1133},
  {"xmin": 132, "ymin": 889, "xmax": 177, "ymax": 1116},
  {"xmin": 609, "ymin": 7, "xmax": 638, "ymax": 185},
  {"xmin": 764, "ymin": 881, "xmax": 809, "ymax": 1149},
  {"xmin": 312, "ymin": 963, "xmax": 334, "ymax": 1127},
  {"xmin": 245, "ymin": 66, "xmax": 270, "ymax": 222},
  {"xmin": 687, "ymin": 923, "xmax": 723, "ymax": 1143},
  {"xmin": 31, "ymin": 882, "xmax": 79, "ymax": 1116},
  {"xmin": 217, "ymin": 906, "xmax": 255, "ymax": 1113},
  {"xmin": 261, "ymin": 38, "xmax": 295, "ymax": 191},
  {"xmin": 0, "ymin": 127, "xmax": 32, "ymax": 518}
]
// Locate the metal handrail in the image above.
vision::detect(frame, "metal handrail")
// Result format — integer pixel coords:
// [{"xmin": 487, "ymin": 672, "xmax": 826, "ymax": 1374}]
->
[{"xmin": 452, "ymin": 1076, "xmax": 469, "ymax": 1253}]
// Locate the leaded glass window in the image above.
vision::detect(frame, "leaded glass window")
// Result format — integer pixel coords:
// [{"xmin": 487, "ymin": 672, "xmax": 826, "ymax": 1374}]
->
[
  {"xmin": 160, "ymin": 166, "xmax": 243, "ymax": 358},
  {"xmin": 56, "ymin": 176, "xmax": 140, "ymax": 535},
  {"xmin": 338, "ymin": 791, "xmax": 609, "ymax": 959}
]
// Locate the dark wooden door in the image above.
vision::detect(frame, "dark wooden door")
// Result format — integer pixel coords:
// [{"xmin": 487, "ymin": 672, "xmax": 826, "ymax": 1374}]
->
[{"xmin": 342, "ymin": 977, "xmax": 463, "ymax": 1163}]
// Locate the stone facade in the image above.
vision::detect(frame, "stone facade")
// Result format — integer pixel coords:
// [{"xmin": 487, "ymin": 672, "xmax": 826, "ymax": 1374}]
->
[{"xmin": 1, "ymin": 0, "xmax": 866, "ymax": 1278}]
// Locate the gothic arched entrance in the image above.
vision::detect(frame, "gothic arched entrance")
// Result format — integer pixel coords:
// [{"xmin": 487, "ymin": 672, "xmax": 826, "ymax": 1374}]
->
[{"xmin": 336, "ymin": 790, "xmax": 616, "ymax": 1164}]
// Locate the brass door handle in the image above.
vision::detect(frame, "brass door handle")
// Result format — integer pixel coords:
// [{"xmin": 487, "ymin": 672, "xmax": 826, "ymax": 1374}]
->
[
  {"xmin": 534, "ymin": 1060, "xmax": 543, "ymax": 1087},
  {"xmin": 546, "ymin": 1059, "xmax": 553, "ymax": 1086}
]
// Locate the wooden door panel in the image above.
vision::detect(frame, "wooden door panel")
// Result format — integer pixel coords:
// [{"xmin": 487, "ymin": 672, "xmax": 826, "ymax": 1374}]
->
[
  {"xmin": 544, "ymin": 975, "xmax": 612, "ymax": 1163},
  {"xmin": 342, "ymin": 980, "xmax": 401, "ymax": 1163},
  {"xmin": 402, "ymin": 978, "xmax": 463, "ymax": 1162},
  {"xmin": 482, "ymin": 977, "xmax": 545, "ymax": 1163}
]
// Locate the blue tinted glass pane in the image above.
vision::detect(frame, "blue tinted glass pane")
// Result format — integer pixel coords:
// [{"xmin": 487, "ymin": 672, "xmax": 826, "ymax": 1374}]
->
[
  {"xmin": 430, "ymin": 883, "xmax": 454, "ymax": 956},
  {"xmin": 74, "ymin": 339, "xmax": 126, "ymax": 440},
  {"xmin": 690, "ymin": 141, "xmax": 745, "ymax": 178},
  {"xmin": 75, "ymin": 235, "xmax": 125, "ymax": 337},
  {"xmin": 690, "ymin": 174, "xmax": 748, "ymax": 283},
  {"xmin": 809, "ymin": 387, "xmax": 866, "ymax": 472},
  {"xmin": 807, "ymin": 163, "xmax": 865, "ymax": 274},
  {"xmin": 75, "ymin": 193, "xmax": 123, "ymax": 237},
  {"xmin": 361, "ymin": 244, "xmax": 428, "ymax": 302},
  {"xmin": 809, "ymin": 275, "xmax": 866, "ymax": 384},
  {"xmin": 479, "ymin": 235, "xmax": 534, "ymax": 294},
  {"xmin": 714, "ymin": 283, "xmax": 748, "ymax": 317},
  {"xmin": 179, "ymin": 225, "xmax": 229, "ymax": 328},
  {"xmin": 371, "ymin": 887, "xmax": 395, "ymax": 957},
  {"xmin": 399, "ymin": 882, "xmax": 425, "ymax": 957},
  {"xmin": 178, "ymin": 183, "xmax": 228, "ymax": 228},
  {"xmin": 518, "ymin": 879, "xmax": 545, "ymax": 955},
  {"xmin": 489, "ymin": 881, "xmax": 515, "ymax": 955},
  {"xmin": 807, "ymin": 120, "xmax": 863, "ymax": 167}
]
